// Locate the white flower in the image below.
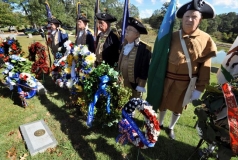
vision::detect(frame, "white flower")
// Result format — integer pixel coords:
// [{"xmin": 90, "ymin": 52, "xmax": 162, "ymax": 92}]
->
[
  {"xmin": 27, "ymin": 79, "xmax": 37, "ymax": 88},
  {"xmin": 66, "ymin": 79, "xmax": 73, "ymax": 88},
  {"xmin": 80, "ymin": 45, "xmax": 90, "ymax": 56}
]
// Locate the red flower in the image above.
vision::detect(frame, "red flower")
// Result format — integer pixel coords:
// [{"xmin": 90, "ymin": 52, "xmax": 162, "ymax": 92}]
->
[{"xmin": 11, "ymin": 43, "xmax": 17, "ymax": 50}]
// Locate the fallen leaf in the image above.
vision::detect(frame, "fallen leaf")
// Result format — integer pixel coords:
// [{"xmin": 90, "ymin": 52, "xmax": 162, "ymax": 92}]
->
[
  {"xmin": 19, "ymin": 153, "xmax": 28, "ymax": 160},
  {"xmin": 8, "ymin": 131, "xmax": 15, "ymax": 136},
  {"xmin": 6, "ymin": 147, "xmax": 17, "ymax": 160},
  {"xmin": 57, "ymin": 152, "xmax": 62, "ymax": 156},
  {"xmin": 47, "ymin": 148, "xmax": 56, "ymax": 154}
]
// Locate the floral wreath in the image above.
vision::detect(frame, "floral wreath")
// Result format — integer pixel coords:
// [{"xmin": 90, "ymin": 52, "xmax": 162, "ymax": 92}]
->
[
  {"xmin": 3, "ymin": 37, "xmax": 23, "ymax": 56},
  {"xmin": 28, "ymin": 42, "xmax": 50, "ymax": 78},
  {"xmin": 116, "ymin": 98, "xmax": 160, "ymax": 149},
  {"xmin": 2, "ymin": 55, "xmax": 36, "ymax": 106}
]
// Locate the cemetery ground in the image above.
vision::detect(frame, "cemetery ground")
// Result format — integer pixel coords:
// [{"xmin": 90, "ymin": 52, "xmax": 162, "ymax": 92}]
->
[{"xmin": 0, "ymin": 33, "xmax": 235, "ymax": 160}]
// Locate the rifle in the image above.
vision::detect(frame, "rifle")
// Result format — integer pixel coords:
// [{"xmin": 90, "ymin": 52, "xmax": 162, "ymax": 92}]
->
[
  {"xmin": 94, "ymin": 0, "xmax": 100, "ymax": 43},
  {"xmin": 75, "ymin": 2, "xmax": 81, "ymax": 38},
  {"xmin": 44, "ymin": 1, "xmax": 52, "ymax": 68}
]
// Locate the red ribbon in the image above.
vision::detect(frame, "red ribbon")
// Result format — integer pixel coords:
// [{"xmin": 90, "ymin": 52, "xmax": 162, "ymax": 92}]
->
[{"xmin": 222, "ymin": 83, "xmax": 238, "ymax": 154}]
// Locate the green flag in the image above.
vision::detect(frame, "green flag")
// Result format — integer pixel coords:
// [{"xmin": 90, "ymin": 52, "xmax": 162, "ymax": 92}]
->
[{"xmin": 146, "ymin": 0, "xmax": 177, "ymax": 110}]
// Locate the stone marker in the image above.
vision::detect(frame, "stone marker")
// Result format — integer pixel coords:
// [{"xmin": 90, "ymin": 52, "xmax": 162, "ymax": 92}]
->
[
  {"xmin": 28, "ymin": 33, "xmax": 33, "ymax": 38},
  {"xmin": 19, "ymin": 119, "xmax": 58, "ymax": 156}
]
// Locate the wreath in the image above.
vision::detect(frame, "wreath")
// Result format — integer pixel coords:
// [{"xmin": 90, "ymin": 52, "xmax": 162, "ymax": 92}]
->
[
  {"xmin": 116, "ymin": 98, "xmax": 160, "ymax": 149},
  {"xmin": 2, "ymin": 37, "xmax": 24, "ymax": 56},
  {"xmin": 17, "ymin": 73, "xmax": 37, "ymax": 106},
  {"xmin": 28, "ymin": 42, "xmax": 50, "ymax": 78},
  {"xmin": 2, "ymin": 55, "xmax": 36, "ymax": 106}
]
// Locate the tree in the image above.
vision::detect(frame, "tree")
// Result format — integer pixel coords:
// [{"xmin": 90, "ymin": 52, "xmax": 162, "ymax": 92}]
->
[
  {"xmin": 199, "ymin": 19, "xmax": 208, "ymax": 32},
  {"xmin": 0, "ymin": 2, "xmax": 18, "ymax": 26},
  {"xmin": 206, "ymin": 18, "xmax": 220, "ymax": 34},
  {"xmin": 217, "ymin": 12, "xmax": 237, "ymax": 33},
  {"xmin": 100, "ymin": 0, "xmax": 139, "ymax": 21}
]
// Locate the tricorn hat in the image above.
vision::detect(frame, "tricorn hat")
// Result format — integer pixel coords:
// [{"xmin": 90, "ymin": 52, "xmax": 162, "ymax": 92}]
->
[
  {"xmin": 176, "ymin": 0, "xmax": 215, "ymax": 19},
  {"xmin": 128, "ymin": 17, "xmax": 147, "ymax": 34},
  {"xmin": 76, "ymin": 14, "xmax": 89, "ymax": 22},
  {"xmin": 49, "ymin": 18, "xmax": 62, "ymax": 25},
  {"xmin": 96, "ymin": 13, "xmax": 117, "ymax": 23}
]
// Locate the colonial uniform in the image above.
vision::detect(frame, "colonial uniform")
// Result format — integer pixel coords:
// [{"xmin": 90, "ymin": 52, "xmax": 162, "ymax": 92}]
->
[
  {"xmin": 95, "ymin": 13, "xmax": 120, "ymax": 67},
  {"xmin": 75, "ymin": 15, "xmax": 95, "ymax": 53},
  {"xmin": 49, "ymin": 18, "xmax": 68, "ymax": 57},
  {"xmin": 118, "ymin": 17, "xmax": 151, "ymax": 98},
  {"xmin": 156, "ymin": 0, "xmax": 217, "ymax": 140},
  {"xmin": 160, "ymin": 29, "xmax": 217, "ymax": 113}
]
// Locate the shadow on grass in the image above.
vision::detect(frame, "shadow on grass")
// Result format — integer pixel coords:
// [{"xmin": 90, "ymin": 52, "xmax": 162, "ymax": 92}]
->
[
  {"xmin": 87, "ymin": 114, "xmax": 202, "ymax": 160},
  {"xmin": 0, "ymin": 84, "xmax": 24, "ymax": 108},
  {"xmin": 38, "ymin": 75, "xmax": 126, "ymax": 159}
]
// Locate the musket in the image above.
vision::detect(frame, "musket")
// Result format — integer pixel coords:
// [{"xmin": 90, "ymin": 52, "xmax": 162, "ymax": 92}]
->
[
  {"xmin": 44, "ymin": 1, "xmax": 52, "ymax": 68},
  {"xmin": 75, "ymin": 2, "xmax": 81, "ymax": 38},
  {"xmin": 94, "ymin": 0, "xmax": 100, "ymax": 43}
]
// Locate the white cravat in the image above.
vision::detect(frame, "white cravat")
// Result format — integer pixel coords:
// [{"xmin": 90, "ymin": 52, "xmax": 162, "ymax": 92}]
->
[
  {"xmin": 123, "ymin": 42, "xmax": 134, "ymax": 55},
  {"xmin": 51, "ymin": 30, "xmax": 56, "ymax": 35},
  {"xmin": 78, "ymin": 30, "xmax": 84, "ymax": 38}
]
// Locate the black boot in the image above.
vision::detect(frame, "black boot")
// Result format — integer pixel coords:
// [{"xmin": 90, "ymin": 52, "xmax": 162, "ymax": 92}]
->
[{"xmin": 167, "ymin": 129, "xmax": 175, "ymax": 140}]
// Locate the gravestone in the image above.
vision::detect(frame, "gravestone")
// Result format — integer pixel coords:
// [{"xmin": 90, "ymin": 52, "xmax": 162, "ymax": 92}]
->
[
  {"xmin": 28, "ymin": 33, "xmax": 33, "ymax": 38},
  {"xmin": 19, "ymin": 119, "xmax": 58, "ymax": 156}
]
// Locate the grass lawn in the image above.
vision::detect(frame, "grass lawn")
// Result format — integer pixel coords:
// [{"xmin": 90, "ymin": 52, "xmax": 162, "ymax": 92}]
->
[{"xmin": 0, "ymin": 34, "xmax": 235, "ymax": 160}]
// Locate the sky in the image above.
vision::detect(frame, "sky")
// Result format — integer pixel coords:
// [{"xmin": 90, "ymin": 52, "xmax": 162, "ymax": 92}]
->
[{"xmin": 129, "ymin": 0, "xmax": 238, "ymax": 18}]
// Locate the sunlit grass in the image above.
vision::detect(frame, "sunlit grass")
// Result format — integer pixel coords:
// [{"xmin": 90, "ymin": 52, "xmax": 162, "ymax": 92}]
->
[{"xmin": 0, "ymin": 34, "xmax": 235, "ymax": 160}]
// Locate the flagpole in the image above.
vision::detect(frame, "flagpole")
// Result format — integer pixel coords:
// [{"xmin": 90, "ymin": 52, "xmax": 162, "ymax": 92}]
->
[{"xmin": 120, "ymin": 0, "xmax": 129, "ymax": 44}]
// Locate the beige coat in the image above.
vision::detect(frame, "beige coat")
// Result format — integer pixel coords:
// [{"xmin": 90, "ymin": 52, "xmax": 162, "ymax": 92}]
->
[{"xmin": 159, "ymin": 29, "xmax": 217, "ymax": 113}]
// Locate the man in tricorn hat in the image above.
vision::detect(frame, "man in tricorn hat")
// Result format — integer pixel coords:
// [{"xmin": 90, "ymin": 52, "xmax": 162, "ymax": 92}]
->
[
  {"xmin": 48, "ymin": 18, "xmax": 68, "ymax": 57},
  {"xmin": 157, "ymin": 0, "xmax": 217, "ymax": 140},
  {"xmin": 95, "ymin": 12, "xmax": 120, "ymax": 67},
  {"xmin": 75, "ymin": 14, "xmax": 95, "ymax": 53},
  {"xmin": 118, "ymin": 17, "xmax": 151, "ymax": 98}
]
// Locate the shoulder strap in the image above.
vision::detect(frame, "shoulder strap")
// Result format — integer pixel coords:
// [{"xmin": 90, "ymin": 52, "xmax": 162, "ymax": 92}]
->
[{"xmin": 179, "ymin": 30, "xmax": 192, "ymax": 79}]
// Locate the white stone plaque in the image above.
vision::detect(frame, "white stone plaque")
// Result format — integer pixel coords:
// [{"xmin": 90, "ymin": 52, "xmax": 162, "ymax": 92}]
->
[{"xmin": 20, "ymin": 119, "xmax": 58, "ymax": 156}]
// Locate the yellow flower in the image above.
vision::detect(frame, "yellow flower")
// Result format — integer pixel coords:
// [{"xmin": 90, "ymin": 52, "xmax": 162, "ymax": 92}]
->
[
  {"xmin": 64, "ymin": 67, "xmax": 71, "ymax": 74},
  {"xmin": 75, "ymin": 84, "xmax": 83, "ymax": 92},
  {"xmin": 67, "ymin": 54, "xmax": 74, "ymax": 66},
  {"xmin": 85, "ymin": 54, "xmax": 96, "ymax": 65}
]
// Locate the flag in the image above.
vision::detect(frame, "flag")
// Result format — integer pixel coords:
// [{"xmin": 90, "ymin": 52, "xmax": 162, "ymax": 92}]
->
[
  {"xmin": 94, "ymin": 0, "xmax": 100, "ymax": 39},
  {"xmin": 45, "ymin": 2, "xmax": 52, "ymax": 42},
  {"xmin": 120, "ymin": 0, "xmax": 129, "ymax": 44},
  {"xmin": 75, "ymin": 2, "xmax": 81, "ymax": 37},
  {"xmin": 146, "ymin": 0, "xmax": 177, "ymax": 110}
]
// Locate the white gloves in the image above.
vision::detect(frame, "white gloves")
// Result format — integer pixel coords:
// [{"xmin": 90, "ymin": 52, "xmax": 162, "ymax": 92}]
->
[
  {"xmin": 191, "ymin": 90, "xmax": 202, "ymax": 101},
  {"xmin": 136, "ymin": 86, "xmax": 146, "ymax": 92}
]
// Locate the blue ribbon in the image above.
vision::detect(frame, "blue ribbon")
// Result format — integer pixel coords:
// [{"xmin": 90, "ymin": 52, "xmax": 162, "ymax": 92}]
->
[
  {"xmin": 0, "ymin": 47, "xmax": 4, "ymax": 54},
  {"xmin": 121, "ymin": 109, "xmax": 155, "ymax": 148},
  {"xmin": 87, "ymin": 75, "xmax": 111, "ymax": 127},
  {"xmin": 7, "ymin": 39, "xmax": 14, "ymax": 45}
]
